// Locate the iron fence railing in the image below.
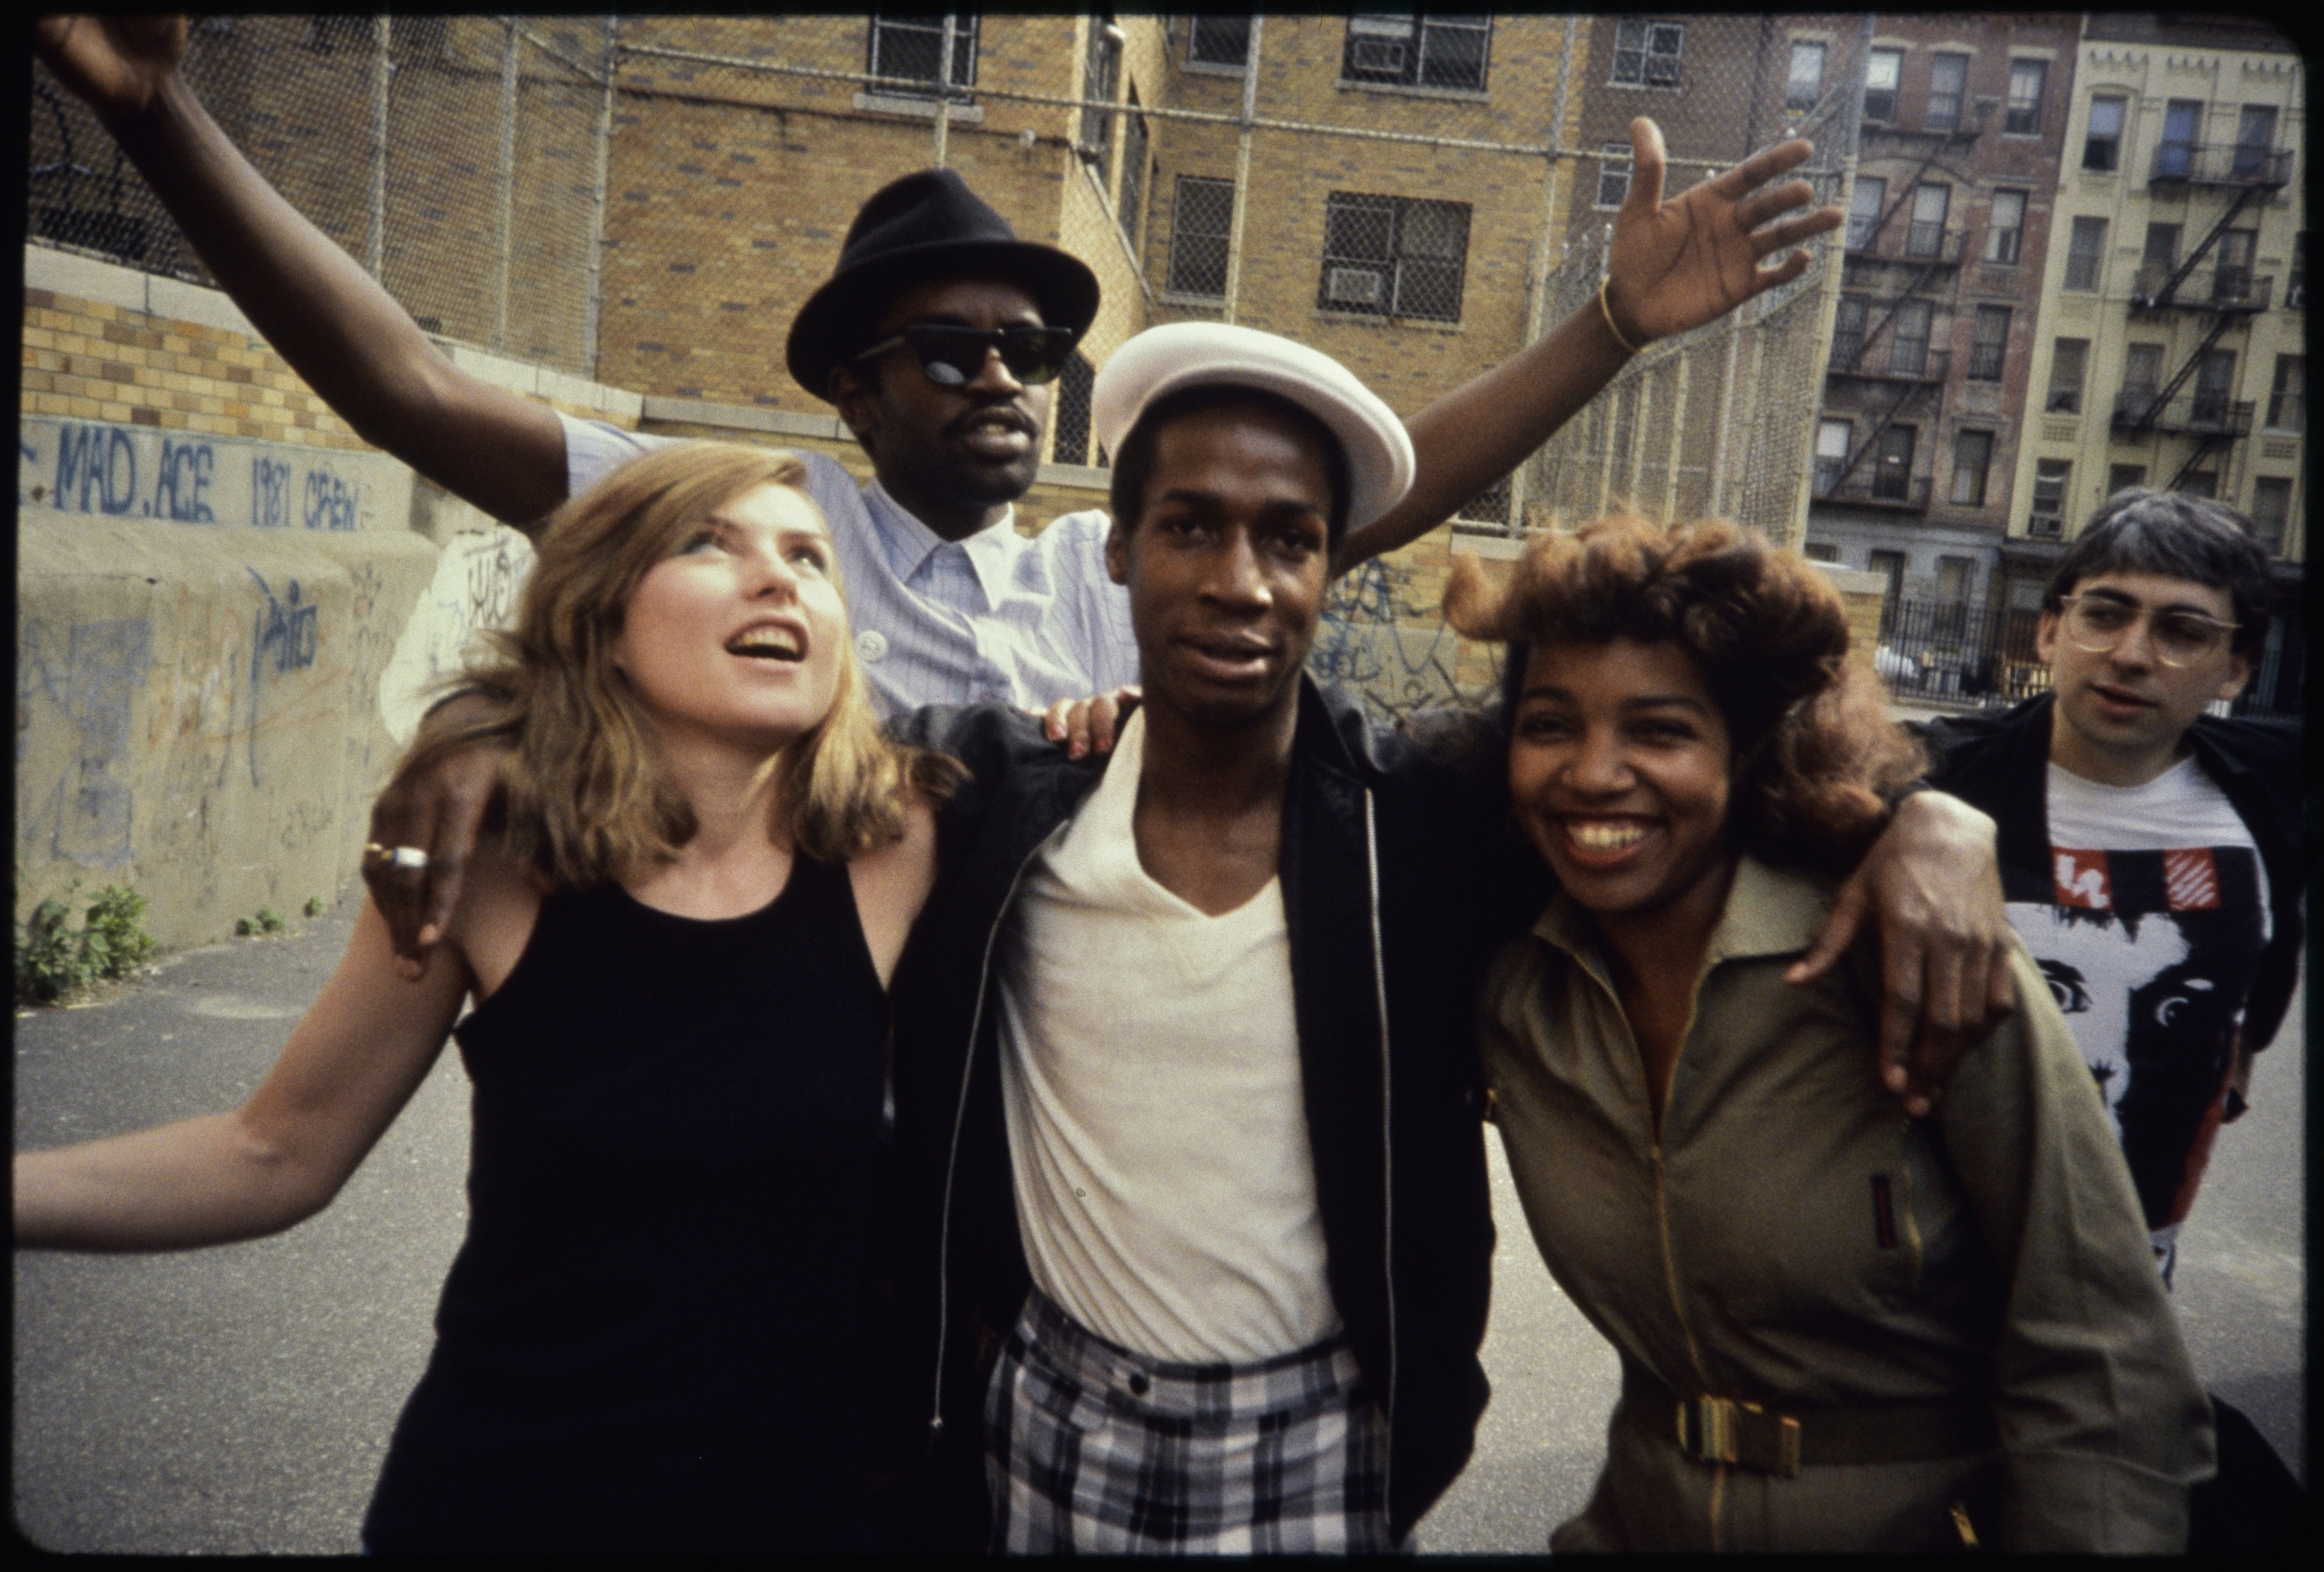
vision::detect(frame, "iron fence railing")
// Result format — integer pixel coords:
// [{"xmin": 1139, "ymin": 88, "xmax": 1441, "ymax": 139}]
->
[
  {"xmin": 2110, "ymin": 391, "xmax": 2254, "ymax": 436},
  {"xmin": 2131, "ymin": 261, "xmax": 2274, "ymax": 311},
  {"xmin": 2149, "ymin": 142, "xmax": 2295, "ymax": 187},
  {"xmin": 1874, "ymin": 596, "xmax": 2302, "ymax": 717},
  {"xmin": 1817, "ymin": 470, "xmax": 1932, "ymax": 507}
]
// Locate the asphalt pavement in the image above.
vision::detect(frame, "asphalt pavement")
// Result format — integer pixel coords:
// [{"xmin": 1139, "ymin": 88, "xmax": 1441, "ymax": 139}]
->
[{"xmin": 11, "ymin": 882, "xmax": 2306, "ymax": 1553}]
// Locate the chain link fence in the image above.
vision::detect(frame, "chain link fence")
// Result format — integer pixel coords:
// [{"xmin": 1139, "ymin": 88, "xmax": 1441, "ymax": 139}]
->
[
  {"xmin": 26, "ymin": 15, "xmax": 1886, "ymax": 722},
  {"xmin": 29, "ymin": 15, "xmax": 615, "ymax": 375}
]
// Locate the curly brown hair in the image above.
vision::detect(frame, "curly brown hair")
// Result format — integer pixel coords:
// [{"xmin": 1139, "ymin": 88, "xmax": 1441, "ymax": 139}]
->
[{"xmin": 1444, "ymin": 514, "xmax": 1923, "ymax": 878}]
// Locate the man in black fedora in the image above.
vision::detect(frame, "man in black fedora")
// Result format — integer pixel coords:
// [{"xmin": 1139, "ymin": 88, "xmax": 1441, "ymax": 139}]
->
[{"xmin": 37, "ymin": 15, "xmax": 1844, "ymax": 953}]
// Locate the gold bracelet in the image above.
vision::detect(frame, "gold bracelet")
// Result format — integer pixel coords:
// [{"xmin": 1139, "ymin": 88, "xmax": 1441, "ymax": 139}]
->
[{"xmin": 1597, "ymin": 280, "xmax": 1645, "ymax": 356}]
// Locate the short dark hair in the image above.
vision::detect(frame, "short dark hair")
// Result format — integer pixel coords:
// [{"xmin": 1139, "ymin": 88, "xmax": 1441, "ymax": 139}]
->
[
  {"xmin": 2044, "ymin": 488, "xmax": 2275, "ymax": 658},
  {"xmin": 1107, "ymin": 385, "xmax": 1353, "ymax": 546}
]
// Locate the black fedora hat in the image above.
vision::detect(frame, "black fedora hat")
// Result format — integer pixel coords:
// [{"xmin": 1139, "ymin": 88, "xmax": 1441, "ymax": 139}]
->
[{"xmin": 785, "ymin": 169, "xmax": 1102, "ymax": 401}]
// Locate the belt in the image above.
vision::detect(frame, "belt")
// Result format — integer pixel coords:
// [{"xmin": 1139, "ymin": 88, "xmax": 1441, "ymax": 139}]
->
[{"xmin": 1621, "ymin": 1361, "xmax": 1999, "ymax": 1477}]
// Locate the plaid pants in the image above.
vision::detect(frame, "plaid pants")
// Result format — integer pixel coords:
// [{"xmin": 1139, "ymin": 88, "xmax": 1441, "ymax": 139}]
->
[{"xmin": 984, "ymin": 1290, "xmax": 1394, "ymax": 1554}]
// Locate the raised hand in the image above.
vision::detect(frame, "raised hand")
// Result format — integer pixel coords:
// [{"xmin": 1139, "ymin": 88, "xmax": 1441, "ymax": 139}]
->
[
  {"xmin": 33, "ymin": 15, "xmax": 188, "ymax": 122},
  {"xmin": 1602, "ymin": 116, "xmax": 1844, "ymax": 348}
]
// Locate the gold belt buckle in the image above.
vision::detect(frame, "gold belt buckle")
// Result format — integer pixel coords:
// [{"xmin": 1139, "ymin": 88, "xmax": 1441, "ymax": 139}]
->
[{"xmin": 1676, "ymin": 1395, "xmax": 1802, "ymax": 1478}]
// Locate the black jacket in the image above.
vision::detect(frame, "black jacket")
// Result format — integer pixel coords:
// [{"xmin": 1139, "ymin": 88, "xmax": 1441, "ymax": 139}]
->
[
  {"xmin": 879, "ymin": 680, "xmax": 1545, "ymax": 1547},
  {"xmin": 1915, "ymin": 693, "xmax": 2305, "ymax": 1058}
]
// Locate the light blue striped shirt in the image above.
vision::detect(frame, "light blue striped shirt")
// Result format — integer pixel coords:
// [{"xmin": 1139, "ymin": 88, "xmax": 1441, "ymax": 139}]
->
[{"xmin": 559, "ymin": 414, "xmax": 1140, "ymax": 716}]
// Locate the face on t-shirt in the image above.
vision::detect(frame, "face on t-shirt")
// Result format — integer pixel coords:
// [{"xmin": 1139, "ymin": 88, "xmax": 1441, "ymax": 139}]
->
[{"xmin": 2007, "ymin": 758, "xmax": 2267, "ymax": 1248}]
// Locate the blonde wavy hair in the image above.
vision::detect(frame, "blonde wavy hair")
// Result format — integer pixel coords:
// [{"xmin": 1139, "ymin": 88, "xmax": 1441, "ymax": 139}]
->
[
  {"xmin": 1446, "ymin": 514, "xmax": 1923, "ymax": 878},
  {"xmin": 397, "ymin": 441, "xmax": 961, "ymax": 887}
]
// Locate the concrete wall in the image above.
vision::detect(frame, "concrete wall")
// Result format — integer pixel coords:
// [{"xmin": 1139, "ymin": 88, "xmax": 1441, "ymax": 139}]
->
[{"xmin": 17, "ymin": 244, "xmax": 639, "ymax": 949}]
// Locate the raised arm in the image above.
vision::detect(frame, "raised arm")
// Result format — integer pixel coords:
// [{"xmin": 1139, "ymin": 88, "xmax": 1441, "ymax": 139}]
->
[
  {"xmin": 14, "ymin": 898, "xmax": 470, "ymax": 1250},
  {"xmin": 1336, "ymin": 116, "xmax": 1842, "ymax": 575},
  {"xmin": 34, "ymin": 16, "xmax": 569, "ymax": 528}
]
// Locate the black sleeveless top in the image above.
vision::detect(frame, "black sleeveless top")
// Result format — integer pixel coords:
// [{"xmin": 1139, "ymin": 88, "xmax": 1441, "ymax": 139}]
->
[{"xmin": 361, "ymin": 856, "xmax": 887, "ymax": 1553}]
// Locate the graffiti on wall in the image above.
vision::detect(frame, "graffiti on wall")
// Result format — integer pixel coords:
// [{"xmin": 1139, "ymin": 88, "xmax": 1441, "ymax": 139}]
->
[
  {"xmin": 376, "ymin": 526, "xmax": 537, "ymax": 744},
  {"xmin": 17, "ymin": 617, "xmax": 154, "ymax": 869},
  {"xmin": 19, "ymin": 417, "xmax": 389, "ymax": 531},
  {"xmin": 1311, "ymin": 555, "xmax": 1498, "ymax": 724}
]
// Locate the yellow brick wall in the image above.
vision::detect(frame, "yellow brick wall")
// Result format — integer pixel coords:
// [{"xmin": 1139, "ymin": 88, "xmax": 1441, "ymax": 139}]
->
[
  {"xmin": 22, "ymin": 287, "xmax": 370, "ymax": 450},
  {"xmin": 20, "ymin": 280, "xmax": 634, "ymax": 460}
]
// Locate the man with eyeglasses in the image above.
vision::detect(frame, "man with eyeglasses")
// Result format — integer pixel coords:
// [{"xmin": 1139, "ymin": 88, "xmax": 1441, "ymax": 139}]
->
[
  {"xmin": 36, "ymin": 15, "xmax": 1844, "ymax": 955},
  {"xmin": 1914, "ymin": 489, "xmax": 2303, "ymax": 1546}
]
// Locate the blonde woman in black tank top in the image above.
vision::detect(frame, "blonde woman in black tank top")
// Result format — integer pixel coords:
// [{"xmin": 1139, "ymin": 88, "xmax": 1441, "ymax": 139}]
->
[{"xmin": 14, "ymin": 444, "xmax": 960, "ymax": 1552}]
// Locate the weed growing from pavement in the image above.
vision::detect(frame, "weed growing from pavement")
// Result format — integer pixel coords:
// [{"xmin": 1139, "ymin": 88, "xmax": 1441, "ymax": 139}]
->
[
  {"xmin": 236, "ymin": 906, "xmax": 288, "ymax": 937},
  {"xmin": 304, "ymin": 896, "xmax": 326, "ymax": 917},
  {"xmin": 13, "ymin": 879, "xmax": 158, "ymax": 1007}
]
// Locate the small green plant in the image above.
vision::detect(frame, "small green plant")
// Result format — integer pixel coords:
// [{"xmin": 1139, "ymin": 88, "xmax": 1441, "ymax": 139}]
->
[
  {"xmin": 304, "ymin": 896, "xmax": 326, "ymax": 918},
  {"xmin": 236, "ymin": 905, "xmax": 288, "ymax": 937},
  {"xmin": 14, "ymin": 879, "xmax": 157, "ymax": 1006}
]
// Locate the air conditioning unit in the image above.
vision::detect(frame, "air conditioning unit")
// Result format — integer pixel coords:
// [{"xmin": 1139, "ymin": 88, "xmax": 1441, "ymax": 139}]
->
[
  {"xmin": 2027, "ymin": 511, "xmax": 2063, "ymax": 539},
  {"xmin": 1350, "ymin": 39, "xmax": 1408, "ymax": 76},
  {"xmin": 1326, "ymin": 267, "xmax": 1385, "ymax": 307}
]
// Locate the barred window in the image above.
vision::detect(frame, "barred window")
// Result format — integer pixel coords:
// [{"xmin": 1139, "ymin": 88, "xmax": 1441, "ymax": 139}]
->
[
  {"xmin": 1950, "ymin": 430, "xmax": 1994, "ymax": 507},
  {"xmin": 1596, "ymin": 143, "xmax": 1632, "ymax": 209},
  {"xmin": 1863, "ymin": 47, "xmax": 1902, "ymax": 123},
  {"xmin": 1927, "ymin": 53, "xmax": 1968, "ymax": 132},
  {"xmin": 1051, "ymin": 350, "xmax": 1097, "ymax": 466},
  {"xmin": 1318, "ymin": 193, "xmax": 1470, "ymax": 323},
  {"xmin": 1610, "ymin": 19, "xmax": 1683, "ymax": 88},
  {"xmin": 2064, "ymin": 216, "xmax": 2106, "ymax": 292},
  {"xmin": 1968, "ymin": 306, "xmax": 2009, "ymax": 381},
  {"xmin": 1082, "ymin": 14, "xmax": 1121, "ymax": 167},
  {"xmin": 1342, "ymin": 13, "xmax": 1490, "ymax": 93},
  {"xmin": 1786, "ymin": 41, "xmax": 1826, "ymax": 112},
  {"xmin": 1119, "ymin": 96, "xmax": 1150, "ymax": 248},
  {"xmin": 1188, "ymin": 15, "xmax": 1251, "ymax": 67},
  {"xmin": 2047, "ymin": 339, "xmax": 2088, "ymax": 413},
  {"xmin": 1889, "ymin": 298, "xmax": 1934, "ymax": 377},
  {"xmin": 1985, "ymin": 190, "xmax": 2027, "ymax": 264},
  {"xmin": 2084, "ymin": 95, "xmax": 2126, "ymax": 171},
  {"xmin": 1166, "ymin": 176, "xmax": 1235, "ymax": 298},
  {"xmin": 868, "ymin": 11, "xmax": 978, "ymax": 95},
  {"xmin": 2005, "ymin": 58, "xmax": 2046, "ymax": 136}
]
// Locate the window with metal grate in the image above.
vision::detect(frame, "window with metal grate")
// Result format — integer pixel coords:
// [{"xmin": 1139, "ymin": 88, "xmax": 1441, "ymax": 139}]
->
[{"xmin": 1318, "ymin": 192, "xmax": 1470, "ymax": 322}]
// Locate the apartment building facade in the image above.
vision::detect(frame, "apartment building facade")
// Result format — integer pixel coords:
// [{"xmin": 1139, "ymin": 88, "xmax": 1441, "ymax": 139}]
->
[
  {"xmin": 2003, "ymin": 14, "xmax": 2303, "ymax": 706},
  {"xmin": 1797, "ymin": 15, "xmax": 2084, "ymax": 626},
  {"xmin": 590, "ymin": 14, "xmax": 1590, "ymax": 492}
]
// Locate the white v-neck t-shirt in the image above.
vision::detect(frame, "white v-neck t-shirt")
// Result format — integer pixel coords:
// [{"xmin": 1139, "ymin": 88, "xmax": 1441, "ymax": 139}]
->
[{"xmin": 995, "ymin": 709, "xmax": 1342, "ymax": 1364}]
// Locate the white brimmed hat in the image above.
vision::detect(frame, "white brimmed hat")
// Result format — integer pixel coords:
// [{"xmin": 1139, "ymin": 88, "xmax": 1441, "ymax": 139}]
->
[{"xmin": 1092, "ymin": 322, "xmax": 1415, "ymax": 531}]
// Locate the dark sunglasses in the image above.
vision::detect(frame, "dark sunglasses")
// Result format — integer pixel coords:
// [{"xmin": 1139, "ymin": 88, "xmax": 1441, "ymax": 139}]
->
[{"xmin": 853, "ymin": 324, "xmax": 1078, "ymax": 387}]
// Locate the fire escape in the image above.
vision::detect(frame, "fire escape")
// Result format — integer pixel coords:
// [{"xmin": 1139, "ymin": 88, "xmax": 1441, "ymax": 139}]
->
[
  {"xmin": 1815, "ymin": 102, "xmax": 1985, "ymax": 507},
  {"xmin": 2111, "ymin": 138, "xmax": 2291, "ymax": 488}
]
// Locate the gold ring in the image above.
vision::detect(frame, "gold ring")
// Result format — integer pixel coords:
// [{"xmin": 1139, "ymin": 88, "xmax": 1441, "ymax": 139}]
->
[{"xmin": 362, "ymin": 842, "xmax": 388, "ymax": 860}]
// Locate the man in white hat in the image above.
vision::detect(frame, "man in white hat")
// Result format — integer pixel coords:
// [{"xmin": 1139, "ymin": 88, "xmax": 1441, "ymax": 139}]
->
[{"xmin": 879, "ymin": 323, "xmax": 2013, "ymax": 1553}]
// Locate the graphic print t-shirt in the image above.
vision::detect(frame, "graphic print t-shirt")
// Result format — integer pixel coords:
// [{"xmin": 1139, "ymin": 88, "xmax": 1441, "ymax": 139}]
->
[{"xmin": 2006, "ymin": 758, "xmax": 2268, "ymax": 1264}]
